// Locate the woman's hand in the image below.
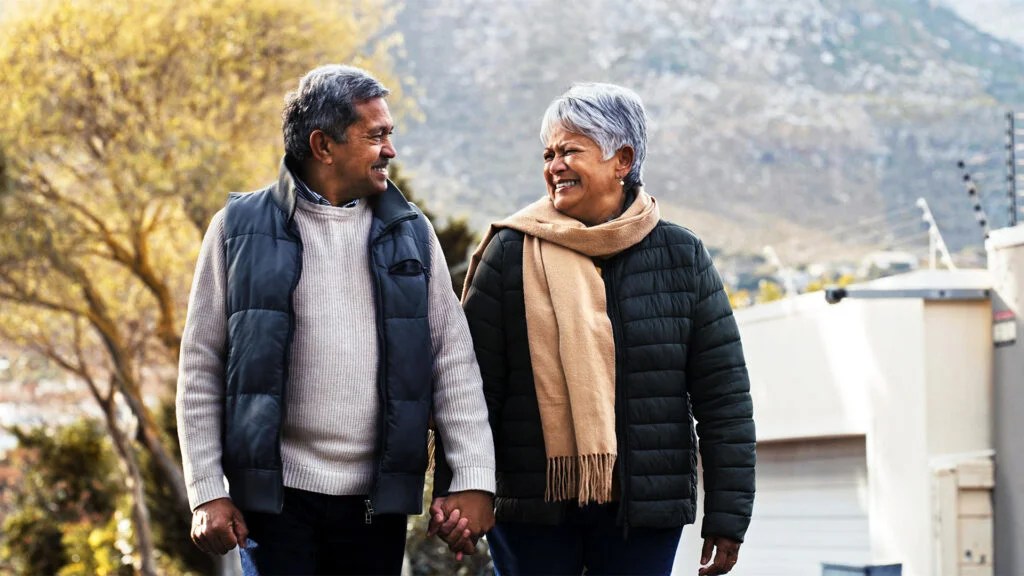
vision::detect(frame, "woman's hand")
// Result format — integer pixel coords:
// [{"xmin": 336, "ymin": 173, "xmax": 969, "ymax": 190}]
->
[{"xmin": 699, "ymin": 536, "xmax": 741, "ymax": 575}]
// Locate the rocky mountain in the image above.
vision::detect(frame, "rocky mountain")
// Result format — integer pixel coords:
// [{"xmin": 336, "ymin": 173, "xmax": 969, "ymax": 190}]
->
[{"xmin": 391, "ymin": 0, "xmax": 1024, "ymax": 265}]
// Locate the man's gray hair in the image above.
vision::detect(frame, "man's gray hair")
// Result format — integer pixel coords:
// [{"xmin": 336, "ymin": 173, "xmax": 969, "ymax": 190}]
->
[
  {"xmin": 540, "ymin": 82, "xmax": 648, "ymax": 189},
  {"xmin": 282, "ymin": 65, "xmax": 390, "ymax": 161}
]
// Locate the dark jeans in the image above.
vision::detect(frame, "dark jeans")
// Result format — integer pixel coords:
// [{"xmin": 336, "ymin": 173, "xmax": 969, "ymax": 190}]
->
[
  {"xmin": 244, "ymin": 487, "xmax": 407, "ymax": 576},
  {"xmin": 486, "ymin": 503, "xmax": 682, "ymax": 576}
]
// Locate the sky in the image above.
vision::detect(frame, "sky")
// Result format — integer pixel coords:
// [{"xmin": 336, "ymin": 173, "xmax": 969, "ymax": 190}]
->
[{"xmin": 940, "ymin": 0, "xmax": 1024, "ymax": 46}]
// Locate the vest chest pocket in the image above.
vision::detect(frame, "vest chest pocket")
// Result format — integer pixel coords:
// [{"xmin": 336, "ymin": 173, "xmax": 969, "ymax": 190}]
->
[
  {"xmin": 389, "ymin": 259, "xmax": 427, "ymax": 277},
  {"xmin": 375, "ymin": 230, "xmax": 431, "ymax": 318},
  {"xmin": 383, "ymin": 258, "xmax": 430, "ymax": 319}
]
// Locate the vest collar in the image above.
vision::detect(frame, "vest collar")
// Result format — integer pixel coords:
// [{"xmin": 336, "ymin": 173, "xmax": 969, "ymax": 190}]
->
[
  {"xmin": 273, "ymin": 156, "xmax": 301, "ymax": 223},
  {"xmin": 369, "ymin": 179, "xmax": 418, "ymax": 232},
  {"xmin": 273, "ymin": 156, "xmax": 417, "ymax": 230}
]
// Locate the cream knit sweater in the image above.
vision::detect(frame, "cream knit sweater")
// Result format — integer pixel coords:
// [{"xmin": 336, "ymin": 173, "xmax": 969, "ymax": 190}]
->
[{"xmin": 176, "ymin": 197, "xmax": 495, "ymax": 511}]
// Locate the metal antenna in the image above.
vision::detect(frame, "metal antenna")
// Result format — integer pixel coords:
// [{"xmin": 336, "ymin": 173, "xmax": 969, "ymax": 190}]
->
[
  {"xmin": 957, "ymin": 160, "xmax": 991, "ymax": 239},
  {"xmin": 916, "ymin": 197, "xmax": 956, "ymax": 270}
]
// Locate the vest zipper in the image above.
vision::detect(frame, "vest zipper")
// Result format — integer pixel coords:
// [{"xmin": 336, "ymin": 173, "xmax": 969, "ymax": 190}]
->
[
  {"xmin": 604, "ymin": 257, "xmax": 631, "ymax": 538},
  {"xmin": 368, "ymin": 233, "xmax": 387, "ymax": 522},
  {"xmin": 280, "ymin": 222, "xmax": 303, "ymax": 512},
  {"xmin": 364, "ymin": 498, "xmax": 375, "ymax": 525},
  {"xmin": 368, "ymin": 210, "xmax": 424, "ymax": 521}
]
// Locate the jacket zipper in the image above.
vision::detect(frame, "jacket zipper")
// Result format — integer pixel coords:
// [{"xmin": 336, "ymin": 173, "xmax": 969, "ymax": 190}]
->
[{"xmin": 604, "ymin": 257, "xmax": 631, "ymax": 538}]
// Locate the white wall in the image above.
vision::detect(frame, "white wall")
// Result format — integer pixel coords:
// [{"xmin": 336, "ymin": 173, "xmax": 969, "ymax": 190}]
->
[
  {"xmin": 675, "ymin": 295, "xmax": 929, "ymax": 574},
  {"xmin": 673, "ymin": 438, "xmax": 872, "ymax": 576},
  {"xmin": 737, "ymin": 294, "xmax": 881, "ymax": 442},
  {"xmin": 675, "ymin": 288, "xmax": 993, "ymax": 576},
  {"xmin": 866, "ymin": 299, "xmax": 993, "ymax": 575},
  {"xmin": 863, "ymin": 300, "xmax": 929, "ymax": 575},
  {"xmin": 923, "ymin": 301, "xmax": 993, "ymax": 458}
]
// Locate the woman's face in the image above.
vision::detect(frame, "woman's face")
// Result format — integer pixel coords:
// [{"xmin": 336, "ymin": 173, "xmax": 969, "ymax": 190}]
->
[{"xmin": 543, "ymin": 124, "xmax": 632, "ymax": 226}]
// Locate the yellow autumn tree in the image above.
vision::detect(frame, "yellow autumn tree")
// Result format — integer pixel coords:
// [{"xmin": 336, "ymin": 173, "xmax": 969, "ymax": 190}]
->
[
  {"xmin": 0, "ymin": 0, "xmax": 409, "ymax": 572},
  {"xmin": 756, "ymin": 279, "xmax": 785, "ymax": 304}
]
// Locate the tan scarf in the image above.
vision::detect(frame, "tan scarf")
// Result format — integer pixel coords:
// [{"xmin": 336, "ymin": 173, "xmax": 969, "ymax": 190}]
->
[{"xmin": 462, "ymin": 189, "xmax": 660, "ymax": 504}]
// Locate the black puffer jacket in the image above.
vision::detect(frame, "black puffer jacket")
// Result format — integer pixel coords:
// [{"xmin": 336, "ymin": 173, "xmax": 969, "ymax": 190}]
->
[{"xmin": 462, "ymin": 220, "xmax": 755, "ymax": 542}]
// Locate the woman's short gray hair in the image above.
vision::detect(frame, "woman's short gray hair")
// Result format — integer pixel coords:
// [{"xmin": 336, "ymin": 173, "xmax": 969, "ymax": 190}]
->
[
  {"xmin": 540, "ymin": 82, "xmax": 648, "ymax": 189},
  {"xmin": 282, "ymin": 65, "xmax": 390, "ymax": 161}
]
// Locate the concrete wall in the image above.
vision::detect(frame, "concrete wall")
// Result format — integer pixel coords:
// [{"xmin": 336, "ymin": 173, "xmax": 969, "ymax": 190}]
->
[
  {"xmin": 987, "ymin": 225, "xmax": 1024, "ymax": 576},
  {"xmin": 923, "ymin": 301, "xmax": 993, "ymax": 458},
  {"xmin": 861, "ymin": 299, "xmax": 930, "ymax": 576},
  {"xmin": 675, "ymin": 294, "xmax": 929, "ymax": 574},
  {"xmin": 736, "ymin": 294, "xmax": 902, "ymax": 442},
  {"xmin": 675, "ymin": 286, "xmax": 995, "ymax": 576},
  {"xmin": 866, "ymin": 299, "xmax": 993, "ymax": 575}
]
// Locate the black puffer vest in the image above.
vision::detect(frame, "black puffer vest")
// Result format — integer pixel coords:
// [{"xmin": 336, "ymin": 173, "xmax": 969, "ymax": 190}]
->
[
  {"xmin": 222, "ymin": 161, "xmax": 434, "ymax": 516},
  {"xmin": 461, "ymin": 220, "xmax": 755, "ymax": 542}
]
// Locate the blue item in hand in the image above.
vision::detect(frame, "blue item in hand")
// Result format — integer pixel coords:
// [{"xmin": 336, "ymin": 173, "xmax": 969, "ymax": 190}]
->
[{"xmin": 240, "ymin": 539, "xmax": 260, "ymax": 576}]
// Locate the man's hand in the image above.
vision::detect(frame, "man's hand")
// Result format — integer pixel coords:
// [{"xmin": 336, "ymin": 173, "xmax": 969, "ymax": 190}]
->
[
  {"xmin": 699, "ymin": 536, "xmax": 741, "ymax": 575},
  {"xmin": 440, "ymin": 490, "xmax": 495, "ymax": 536},
  {"xmin": 427, "ymin": 491, "xmax": 494, "ymax": 561},
  {"xmin": 190, "ymin": 497, "xmax": 248, "ymax": 556},
  {"xmin": 428, "ymin": 497, "xmax": 473, "ymax": 560}
]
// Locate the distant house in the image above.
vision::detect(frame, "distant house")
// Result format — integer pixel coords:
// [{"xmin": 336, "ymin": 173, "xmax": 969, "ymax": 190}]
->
[{"xmin": 857, "ymin": 250, "xmax": 920, "ymax": 279}]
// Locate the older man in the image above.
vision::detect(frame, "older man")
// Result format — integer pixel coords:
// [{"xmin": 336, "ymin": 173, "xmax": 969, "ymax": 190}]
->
[{"xmin": 176, "ymin": 64, "xmax": 494, "ymax": 575}]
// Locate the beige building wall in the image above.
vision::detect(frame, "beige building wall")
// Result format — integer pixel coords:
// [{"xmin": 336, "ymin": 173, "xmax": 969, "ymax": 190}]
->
[
  {"xmin": 923, "ymin": 301, "xmax": 993, "ymax": 458},
  {"xmin": 738, "ymin": 294, "xmax": 876, "ymax": 441},
  {"xmin": 674, "ymin": 279, "xmax": 994, "ymax": 576},
  {"xmin": 861, "ymin": 299, "xmax": 930, "ymax": 576}
]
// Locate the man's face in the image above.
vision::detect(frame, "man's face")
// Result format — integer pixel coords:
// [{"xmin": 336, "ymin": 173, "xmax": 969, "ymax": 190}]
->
[{"xmin": 329, "ymin": 97, "xmax": 395, "ymax": 200}]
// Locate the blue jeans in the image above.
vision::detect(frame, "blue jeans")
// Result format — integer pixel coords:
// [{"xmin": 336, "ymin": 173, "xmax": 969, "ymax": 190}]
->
[
  {"xmin": 243, "ymin": 487, "xmax": 406, "ymax": 576},
  {"xmin": 486, "ymin": 503, "xmax": 682, "ymax": 576}
]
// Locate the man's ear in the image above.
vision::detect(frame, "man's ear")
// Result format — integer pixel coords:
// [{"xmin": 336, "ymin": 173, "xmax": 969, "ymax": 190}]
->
[
  {"xmin": 308, "ymin": 130, "xmax": 334, "ymax": 164},
  {"xmin": 615, "ymin": 146, "xmax": 635, "ymax": 180}
]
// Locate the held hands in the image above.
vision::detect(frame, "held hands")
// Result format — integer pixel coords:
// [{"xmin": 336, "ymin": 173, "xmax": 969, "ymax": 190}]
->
[
  {"xmin": 699, "ymin": 536, "xmax": 741, "ymax": 575},
  {"xmin": 427, "ymin": 490, "xmax": 495, "ymax": 561},
  {"xmin": 190, "ymin": 497, "xmax": 249, "ymax": 556}
]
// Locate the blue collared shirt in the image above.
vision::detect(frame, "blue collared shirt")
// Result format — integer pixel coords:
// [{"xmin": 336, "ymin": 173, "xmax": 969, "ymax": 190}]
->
[{"xmin": 292, "ymin": 172, "xmax": 359, "ymax": 208}]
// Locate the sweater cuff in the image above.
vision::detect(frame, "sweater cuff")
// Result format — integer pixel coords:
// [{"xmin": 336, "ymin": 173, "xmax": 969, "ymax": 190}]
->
[
  {"xmin": 447, "ymin": 466, "xmax": 496, "ymax": 495},
  {"xmin": 188, "ymin": 475, "xmax": 231, "ymax": 512}
]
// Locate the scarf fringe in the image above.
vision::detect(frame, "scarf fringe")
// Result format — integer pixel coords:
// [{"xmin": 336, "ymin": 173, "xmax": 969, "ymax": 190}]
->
[{"xmin": 545, "ymin": 453, "xmax": 617, "ymax": 505}]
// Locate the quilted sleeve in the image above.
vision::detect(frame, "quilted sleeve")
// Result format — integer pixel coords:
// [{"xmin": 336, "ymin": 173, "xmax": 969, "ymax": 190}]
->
[{"xmin": 686, "ymin": 239, "xmax": 756, "ymax": 542}]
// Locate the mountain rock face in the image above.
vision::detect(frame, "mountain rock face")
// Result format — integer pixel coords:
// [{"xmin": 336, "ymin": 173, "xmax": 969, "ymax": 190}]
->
[{"xmin": 392, "ymin": 0, "xmax": 1024, "ymax": 262}]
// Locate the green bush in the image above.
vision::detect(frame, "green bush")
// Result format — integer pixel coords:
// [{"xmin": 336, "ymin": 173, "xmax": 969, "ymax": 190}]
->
[
  {"xmin": 1, "ymin": 506, "xmax": 67, "ymax": 574},
  {"xmin": 0, "ymin": 414, "xmax": 209, "ymax": 575},
  {"xmin": 58, "ymin": 511, "xmax": 133, "ymax": 576}
]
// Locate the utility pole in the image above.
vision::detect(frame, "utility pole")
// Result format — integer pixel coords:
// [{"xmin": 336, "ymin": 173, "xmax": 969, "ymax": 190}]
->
[{"xmin": 1009, "ymin": 111, "xmax": 1020, "ymax": 226}]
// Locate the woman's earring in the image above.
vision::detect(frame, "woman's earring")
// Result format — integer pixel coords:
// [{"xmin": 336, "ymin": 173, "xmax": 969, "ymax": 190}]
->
[{"xmin": 619, "ymin": 179, "xmax": 625, "ymax": 186}]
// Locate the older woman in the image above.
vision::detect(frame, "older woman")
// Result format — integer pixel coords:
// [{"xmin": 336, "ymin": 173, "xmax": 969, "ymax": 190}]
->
[{"xmin": 437, "ymin": 83, "xmax": 755, "ymax": 575}]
